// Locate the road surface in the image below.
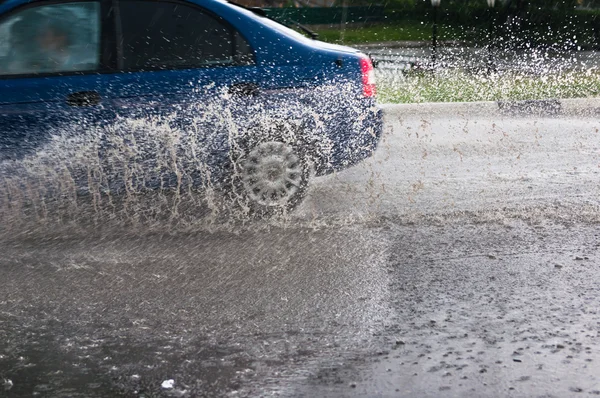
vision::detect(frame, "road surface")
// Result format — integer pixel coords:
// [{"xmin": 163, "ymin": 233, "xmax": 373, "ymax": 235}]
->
[{"xmin": 1, "ymin": 104, "xmax": 600, "ymax": 397}]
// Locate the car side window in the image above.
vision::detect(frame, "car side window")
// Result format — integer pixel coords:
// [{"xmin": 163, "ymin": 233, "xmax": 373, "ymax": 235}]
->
[
  {"xmin": 118, "ymin": 0, "xmax": 254, "ymax": 71},
  {"xmin": 0, "ymin": 2, "xmax": 101, "ymax": 76}
]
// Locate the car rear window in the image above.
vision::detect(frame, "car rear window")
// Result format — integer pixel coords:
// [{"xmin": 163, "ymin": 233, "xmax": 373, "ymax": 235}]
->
[
  {"xmin": 119, "ymin": 0, "xmax": 254, "ymax": 71},
  {"xmin": 226, "ymin": 1, "xmax": 315, "ymax": 43}
]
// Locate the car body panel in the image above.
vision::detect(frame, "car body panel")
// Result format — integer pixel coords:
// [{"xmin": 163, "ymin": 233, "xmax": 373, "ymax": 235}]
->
[
  {"xmin": 0, "ymin": 74, "xmax": 111, "ymax": 160},
  {"xmin": 0, "ymin": 0, "xmax": 382, "ymax": 194}
]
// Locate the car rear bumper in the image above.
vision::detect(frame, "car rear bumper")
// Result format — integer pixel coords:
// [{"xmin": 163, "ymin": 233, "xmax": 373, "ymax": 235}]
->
[{"xmin": 315, "ymin": 101, "xmax": 383, "ymax": 176}]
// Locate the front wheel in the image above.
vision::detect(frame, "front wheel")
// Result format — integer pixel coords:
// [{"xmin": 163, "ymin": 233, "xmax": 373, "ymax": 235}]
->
[{"xmin": 234, "ymin": 141, "xmax": 309, "ymax": 214}]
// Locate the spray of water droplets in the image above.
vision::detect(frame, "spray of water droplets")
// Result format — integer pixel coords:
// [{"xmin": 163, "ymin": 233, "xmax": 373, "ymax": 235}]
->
[{"xmin": 0, "ymin": 83, "xmax": 381, "ymax": 239}]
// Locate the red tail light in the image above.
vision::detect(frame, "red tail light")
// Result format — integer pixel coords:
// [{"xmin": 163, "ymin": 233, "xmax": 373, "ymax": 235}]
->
[{"xmin": 359, "ymin": 56, "xmax": 376, "ymax": 97}]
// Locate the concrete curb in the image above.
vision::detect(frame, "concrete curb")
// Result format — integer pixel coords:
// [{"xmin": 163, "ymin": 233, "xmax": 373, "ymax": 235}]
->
[{"xmin": 380, "ymin": 98, "xmax": 600, "ymax": 118}]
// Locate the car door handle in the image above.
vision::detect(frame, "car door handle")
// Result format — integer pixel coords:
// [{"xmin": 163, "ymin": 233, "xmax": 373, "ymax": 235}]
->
[
  {"xmin": 66, "ymin": 91, "xmax": 101, "ymax": 107},
  {"xmin": 228, "ymin": 83, "xmax": 259, "ymax": 97}
]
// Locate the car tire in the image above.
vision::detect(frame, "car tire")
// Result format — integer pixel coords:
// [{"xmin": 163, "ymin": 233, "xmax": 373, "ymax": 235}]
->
[{"xmin": 229, "ymin": 139, "xmax": 310, "ymax": 216}]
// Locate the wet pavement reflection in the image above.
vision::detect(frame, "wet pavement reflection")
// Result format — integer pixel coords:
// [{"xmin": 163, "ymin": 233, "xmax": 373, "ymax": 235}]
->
[{"xmin": 2, "ymin": 109, "xmax": 600, "ymax": 396}]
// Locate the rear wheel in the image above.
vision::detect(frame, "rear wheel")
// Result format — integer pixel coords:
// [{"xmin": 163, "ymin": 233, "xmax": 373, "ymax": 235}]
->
[{"xmin": 234, "ymin": 141, "xmax": 309, "ymax": 214}]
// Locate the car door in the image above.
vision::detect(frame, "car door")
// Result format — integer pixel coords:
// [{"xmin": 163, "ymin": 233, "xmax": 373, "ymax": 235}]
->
[
  {"xmin": 97, "ymin": 0, "xmax": 260, "ymax": 188},
  {"xmin": 0, "ymin": 0, "xmax": 115, "ymax": 162}
]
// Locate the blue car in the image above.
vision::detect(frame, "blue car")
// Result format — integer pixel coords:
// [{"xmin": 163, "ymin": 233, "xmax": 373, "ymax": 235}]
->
[{"xmin": 0, "ymin": 0, "xmax": 382, "ymax": 213}]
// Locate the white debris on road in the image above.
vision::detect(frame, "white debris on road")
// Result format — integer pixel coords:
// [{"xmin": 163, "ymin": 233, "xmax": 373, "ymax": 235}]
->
[
  {"xmin": 3, "ymin": 378, "xmax": 13, "ymax": 390},
  {"xmin": 161, "ymin": 379, "xmax": 175, "ymax": 389}
]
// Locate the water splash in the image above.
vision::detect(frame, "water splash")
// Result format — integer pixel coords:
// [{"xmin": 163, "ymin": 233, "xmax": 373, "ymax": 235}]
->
[
  {"xmin": 0, "ymin": 83, "xmax": 381, "ymax": 239},
  {"xmin": 372, "ymin": 41, "xmax": 600, "ymax": 103}
]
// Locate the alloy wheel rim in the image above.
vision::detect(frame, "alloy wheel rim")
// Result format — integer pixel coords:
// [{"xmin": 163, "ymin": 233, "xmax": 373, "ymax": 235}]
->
[{"xmin": 241, "ymin": 142, "xmax": 303, "ymax": 207}]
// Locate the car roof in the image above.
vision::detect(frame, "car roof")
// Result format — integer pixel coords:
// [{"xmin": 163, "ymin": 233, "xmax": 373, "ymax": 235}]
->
[
  {"xmin": 0, "ymin": 0, "xmax": 361, "ymax": 66},
  {"xmin": 1, "ymin": 0, "xmax": 43, "ymax": 9},
  {"xmin": 0, "ymin": 0, "xmax": 245, "ymax": 21},
  {"xmin": 0, "ymin": 0, "xmax": 218, "ymax": 13}
]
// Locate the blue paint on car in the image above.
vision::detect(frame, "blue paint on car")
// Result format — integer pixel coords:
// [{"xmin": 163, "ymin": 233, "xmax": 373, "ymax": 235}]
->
[{"xmin": 0, "ymin": 0, "xmax": 382, "ymax": 209}]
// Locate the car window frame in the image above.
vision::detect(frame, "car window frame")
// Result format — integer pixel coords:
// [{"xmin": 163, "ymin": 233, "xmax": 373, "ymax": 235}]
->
[
  {"xmin": 114, "ymin": 0, "xmax": 256, "ymax": 73},
  {"xmin": 0, "ymin": 0, "xmax": 115, "ymax": 80}
]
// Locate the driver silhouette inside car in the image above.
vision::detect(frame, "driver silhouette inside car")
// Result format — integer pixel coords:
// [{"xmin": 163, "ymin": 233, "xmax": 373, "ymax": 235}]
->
[
  {"xmin": 35, "ymin": 19, "xmax": 75, "ymax": 73},
  {"xmin": 3, "ymin": 13, "xmax": 81, "ymax": 74}
]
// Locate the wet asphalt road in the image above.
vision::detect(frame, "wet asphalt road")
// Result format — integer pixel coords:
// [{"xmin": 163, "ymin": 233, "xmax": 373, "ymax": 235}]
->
[{"xmin": 2, "ymin": 107, "xmax": 600, "ymax": 397}]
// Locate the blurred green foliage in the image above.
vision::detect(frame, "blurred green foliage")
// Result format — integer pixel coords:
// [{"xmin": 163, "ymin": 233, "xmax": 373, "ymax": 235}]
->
[
  {"xmin": 266, "ymin": 0, "xmax": 600, "ymax": 47},
  {"xmin": 377, "ymin": 69, "xmax": 600, "ymax": 103},
  {"xmin": 305, "ymin": 0, "xmax": 600, "ymax": 47},
  {"xmin": 313, "ymin": 20, "xmax": 436, "ymax": 42}
]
